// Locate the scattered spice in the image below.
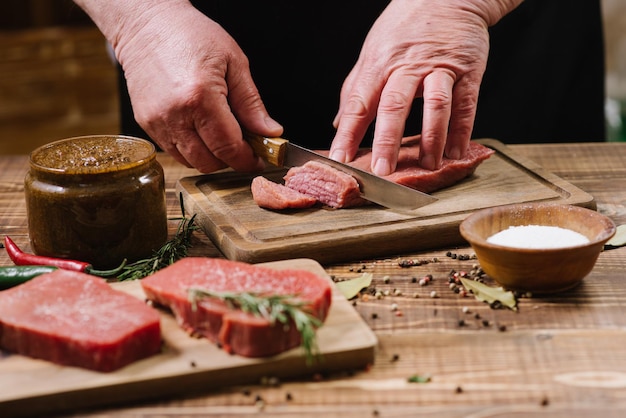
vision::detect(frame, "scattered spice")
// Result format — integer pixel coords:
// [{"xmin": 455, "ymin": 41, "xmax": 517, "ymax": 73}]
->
[
  {"xmin": 408, "ymin": 374, "xmax": 432, "ymax": 383},
  {"xmin": 605, "ymin": 224, "xmax": 626, "ymax": 249},
  {"xmin": 460, "ymin": 278, "xmax": 518, "ymax": 311},
  {"xmin": 335, "ymin": 273, "xmax": 373, "ymax": 300}
]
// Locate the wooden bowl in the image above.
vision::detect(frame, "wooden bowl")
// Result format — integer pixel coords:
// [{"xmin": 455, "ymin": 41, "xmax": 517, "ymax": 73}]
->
[{"xmin": 459, "ymin": 203, "xmax": 616, "ymax": 294}]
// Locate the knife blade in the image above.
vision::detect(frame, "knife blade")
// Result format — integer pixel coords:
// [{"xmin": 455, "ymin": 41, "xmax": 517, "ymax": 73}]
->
[{"xmin": 243, "ymin": 131, "xmax": 437, "ymax": 211}]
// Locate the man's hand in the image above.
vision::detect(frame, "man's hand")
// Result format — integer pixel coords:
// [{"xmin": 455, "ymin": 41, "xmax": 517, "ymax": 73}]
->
[{"xmin": 329, "ymin": 0, "xmax": 522, "ymax": 175}]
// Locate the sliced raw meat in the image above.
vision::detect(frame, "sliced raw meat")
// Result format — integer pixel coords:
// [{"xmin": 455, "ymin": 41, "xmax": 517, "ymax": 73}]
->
[
  {"xmin": 283, "ymin": 160, "xmax": 367, "ymax": 208},
  {"xmin": 251, "ymin": 176, "xmax": 317, "ymax": 210},
  {"xmin": 0, "ymin": 270, "xmax": 161, "ymax": 372},
  {"xmin": 345, "ymin": 139, "xmax": 495, "ymax": 193},
  {"xmin": 140, "ymin": 257, "xmax": 332, "ymax": 358}
]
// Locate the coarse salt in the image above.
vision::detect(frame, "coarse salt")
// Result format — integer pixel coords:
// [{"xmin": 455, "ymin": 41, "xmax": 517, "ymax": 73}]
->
[{"xmin": 486, "ymin": 225, "xmax": 590, "ymax": 249}]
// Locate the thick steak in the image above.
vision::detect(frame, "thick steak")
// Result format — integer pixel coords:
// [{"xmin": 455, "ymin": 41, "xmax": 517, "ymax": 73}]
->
[
  {"xmin": 140, "ymin": 257, "xmax": 333, "ymax": 358},
  {"xmin": 0, "ymin": 270, "xmax": 162, "ymax": 372}
]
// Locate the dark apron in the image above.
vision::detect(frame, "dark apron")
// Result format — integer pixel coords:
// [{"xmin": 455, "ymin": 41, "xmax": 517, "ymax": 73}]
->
[{"xmin": 118, "ymin": 0, "xmax": 605, "ymax": 147}]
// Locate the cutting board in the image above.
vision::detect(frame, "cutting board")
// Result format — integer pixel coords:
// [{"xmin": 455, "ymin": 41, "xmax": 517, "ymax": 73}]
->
[
  {"xmin": 0, "ymin": 259, "xmax": 376, "ymax": 418},
  {"xmin": 176, "ymin": 139, "xmax": 595, "ymax": 264}
]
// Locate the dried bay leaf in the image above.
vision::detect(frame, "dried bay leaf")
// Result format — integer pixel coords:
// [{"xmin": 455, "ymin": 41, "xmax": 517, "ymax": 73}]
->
[
  {"xmin": 335, "ymin": 273, "xmax": 373, "ymax": 300},
  {"xmin": 605, "ymin": 224, "xmax": 626, "ymax": 248},
  {"xmin": 460, "ymin": 277, "xmax": 518, "ymax": 311}
]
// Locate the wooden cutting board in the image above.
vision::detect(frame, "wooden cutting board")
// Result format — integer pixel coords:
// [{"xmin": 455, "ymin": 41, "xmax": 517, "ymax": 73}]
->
[
  {"xmin": 176, "ymin": 139, "xmax": 595, "ymax": 264},
  {"xmin": 0, "ymin": 259, "xmax": 376, "ymax": 418}
]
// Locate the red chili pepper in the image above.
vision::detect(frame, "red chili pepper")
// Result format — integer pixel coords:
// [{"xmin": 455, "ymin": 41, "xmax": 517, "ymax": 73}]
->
[{"xmin": 4, "ymin": 236, "xmax": 126, "ymax": 278}]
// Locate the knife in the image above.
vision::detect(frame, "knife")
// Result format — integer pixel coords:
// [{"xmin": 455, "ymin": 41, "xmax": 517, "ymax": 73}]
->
[{"xmin": 243, "ymin": 131, "xmax": 437, "ymax": 212}]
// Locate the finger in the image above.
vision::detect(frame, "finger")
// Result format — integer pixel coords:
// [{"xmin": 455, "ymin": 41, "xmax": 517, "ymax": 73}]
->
[
  {"xmin": 445, "ymin": 75, "xmax": 479, "ymax": 159},
  {"xmin": 332, "ymin": 65, "xmax": 359, "ymax": 129},
  {"xmin": 329, "ymin": 70, "xmax": 380, "ymax": 164},
  {"xmin": 169, "ymin": 129, "xmax": 228, "ymax": 173},
  {"xmin": 419, "ymin": 70, "xmax": 455, "ymax": 171},
  {"xmin": 369, "ymin": 71, "xmax": 420, "ymax": 176},
  {"xmin": 194, "ymin": 95, "xmax": 265, "ymax": 173}
]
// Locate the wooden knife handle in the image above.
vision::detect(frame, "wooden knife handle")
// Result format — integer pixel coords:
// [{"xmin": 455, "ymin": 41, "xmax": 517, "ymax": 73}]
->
[{"xmin": 242, "ymin": 131, "xmax": 289, "ymax": 167}]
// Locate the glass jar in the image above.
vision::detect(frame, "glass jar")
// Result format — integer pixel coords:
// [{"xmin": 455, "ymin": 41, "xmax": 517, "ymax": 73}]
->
[{"xmin": 25, "ymin": 135, "xmax": 168, "ymax": 269}]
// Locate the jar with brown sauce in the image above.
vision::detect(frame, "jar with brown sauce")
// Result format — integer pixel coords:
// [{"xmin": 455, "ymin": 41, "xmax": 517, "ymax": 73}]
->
[{"xmin": 25, "ymin": 135, "xmax": 168, "ymax": 269}]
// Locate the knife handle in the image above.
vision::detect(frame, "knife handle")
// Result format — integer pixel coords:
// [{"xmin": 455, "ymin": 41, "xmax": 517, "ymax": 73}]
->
[{"xmin": 242, "ymin": 131, "xmax": 289, "ymax": 167}]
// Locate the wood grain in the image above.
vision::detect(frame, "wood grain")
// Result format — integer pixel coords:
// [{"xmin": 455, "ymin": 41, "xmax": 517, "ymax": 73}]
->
[
  {"xmin": 1, "ymin": 143, "xmax": 626, "ymax": 417},
  {"xmin": 0, "ymin": 259, "xmax": 376, "ymax": 417},
  {"xmin": 176, "ymin": 140, "xmax": 595, "ymax": 264}
]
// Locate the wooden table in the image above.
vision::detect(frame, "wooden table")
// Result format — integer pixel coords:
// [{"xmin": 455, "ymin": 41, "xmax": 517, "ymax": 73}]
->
[{"xmin": 1, "ymin": 143, "xmax": 626, "ymax": 417}]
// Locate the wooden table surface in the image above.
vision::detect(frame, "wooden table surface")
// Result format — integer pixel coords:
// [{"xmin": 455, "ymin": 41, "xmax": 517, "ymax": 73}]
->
[{"xmin": 1, "ymin": 143, "xmax": 626, "ymax": 417}]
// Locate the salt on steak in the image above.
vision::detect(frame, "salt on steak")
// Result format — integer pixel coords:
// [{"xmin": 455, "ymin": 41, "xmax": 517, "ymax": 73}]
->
[
  {"xmin": 345, "ymin": 138, "xmax": 495, "ymax": 193},
  {"xmin": 251, "ymin": 175, "xmax": 317, "ymax": 210},
  {"xmin": 0, "ymin": 269, "xmax": 162, "ymax": 372},
  {"xmin": 283, "ymin": 160, "xmax": 367, "ymax": 208},
  {"xmin": 140, "ymin": 257, "xmax": 332, "ymax": 358}
]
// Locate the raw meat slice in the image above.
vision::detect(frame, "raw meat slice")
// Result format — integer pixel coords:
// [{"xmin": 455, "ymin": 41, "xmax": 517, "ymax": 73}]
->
[
  {"xmin": 283, "ymin": 160, "xmax": 367, "ymax": 208},
  {"xmin": 140, "ymin": 257, "xmax": 332, "ymax": 358},
  {"xmin": 251, "ymin": 175, "xmax": 317, "ymax": 210},
  {"xmin": 345, "ymin": 139, "xmax": 495, "ymax": 193},
  {"xmin": 0, "ymin": 270, "xmax": 161, "ymax": 372}
]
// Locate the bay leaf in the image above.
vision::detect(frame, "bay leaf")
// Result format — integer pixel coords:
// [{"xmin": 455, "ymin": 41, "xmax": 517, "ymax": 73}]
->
[
  {"xmin": 605, "ymin": 224, "xmax": 626, "ymax": 248},
  {"xmin": 460, "ymin": 277, "xmax": 518, "ymax": 311},
  {"xmin": 335, "ymin": 273, "xmax": 373, "ymax": 300}
]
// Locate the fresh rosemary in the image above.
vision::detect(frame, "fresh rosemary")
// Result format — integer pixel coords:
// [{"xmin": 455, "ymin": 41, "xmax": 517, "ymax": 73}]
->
[
  {"xmin": 188, "ymin": 289, "xmax": 322, "ymax": 362},
  {"xmin": 116, "ymin": 213, "xmax": 198, "ymax": 281}
]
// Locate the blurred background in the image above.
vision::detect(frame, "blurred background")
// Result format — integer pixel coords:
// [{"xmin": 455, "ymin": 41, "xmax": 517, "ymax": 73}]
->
[{"xmin": 1, "ymin": 0, "xmax": 625, "ymax": 155}]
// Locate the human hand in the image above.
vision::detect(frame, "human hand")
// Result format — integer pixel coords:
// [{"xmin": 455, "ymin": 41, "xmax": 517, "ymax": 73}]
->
[
  {"xmin": 81, "ymin": 0, "xmax": 283, "ymax": 173},
  {"xmin": 329, "ymin": 0, "xmax": 522, "ymax": 175}
]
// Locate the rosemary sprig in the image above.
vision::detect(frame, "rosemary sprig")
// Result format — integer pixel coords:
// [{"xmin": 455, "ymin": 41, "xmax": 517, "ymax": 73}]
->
[
  {"xmin": 116, "ymin": 213, "xmax": 199, "ymax": 281},
  {"xmin": 188, "ymin": 289, "xmax": 323, "ymax": 363}
]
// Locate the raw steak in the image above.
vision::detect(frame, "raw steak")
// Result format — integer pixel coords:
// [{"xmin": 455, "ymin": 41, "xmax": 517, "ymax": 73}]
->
[
  {"xmin": 140, "ymin": 257, "xmax": 332, "ymax": 358},
  {"xmin": 0, "ymin": 270, "xmax": 161, "ymax": 372},
  {"xmin": 251, "ymin": 175, "xmax": 317, "ymax": 210},
  {"xmin": 283, "ymin": 160, "xmax": 367, "ymax": 208},
  {"xmin": 345, "ymin": 139, "xmax": 495, "ymax": 193}
]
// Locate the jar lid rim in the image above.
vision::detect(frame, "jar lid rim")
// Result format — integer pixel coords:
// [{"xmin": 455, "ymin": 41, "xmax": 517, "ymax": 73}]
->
[{"xmin": 29, "ymin": 135, "xmax": 156, "ymax": 174}]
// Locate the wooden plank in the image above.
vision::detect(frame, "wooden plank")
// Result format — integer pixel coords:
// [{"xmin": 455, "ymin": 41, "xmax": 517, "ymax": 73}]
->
[
  {"xmin": 0, "ymin": 259, "xmax": 377, "ymax": 418},
  {"xmin": 176, "ymin": 140, "xmax": 595, "ymax": 264}
]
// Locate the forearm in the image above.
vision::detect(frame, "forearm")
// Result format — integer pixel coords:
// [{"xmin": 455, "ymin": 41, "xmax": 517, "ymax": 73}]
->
[{"xmin": 73, "ymin": 0, "xmax": 193, "ymax": 61}]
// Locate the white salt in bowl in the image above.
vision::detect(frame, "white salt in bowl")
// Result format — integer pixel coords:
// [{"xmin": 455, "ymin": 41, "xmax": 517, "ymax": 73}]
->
[{"xmin": 459, "ymin": 203, "xmax": 616, "ymax": 294}]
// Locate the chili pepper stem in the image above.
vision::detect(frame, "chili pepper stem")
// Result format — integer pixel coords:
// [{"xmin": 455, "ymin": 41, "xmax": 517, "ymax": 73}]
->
[{"xmin": 85, "ymin": 259, "xmax": 128, "ymax": 278}]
